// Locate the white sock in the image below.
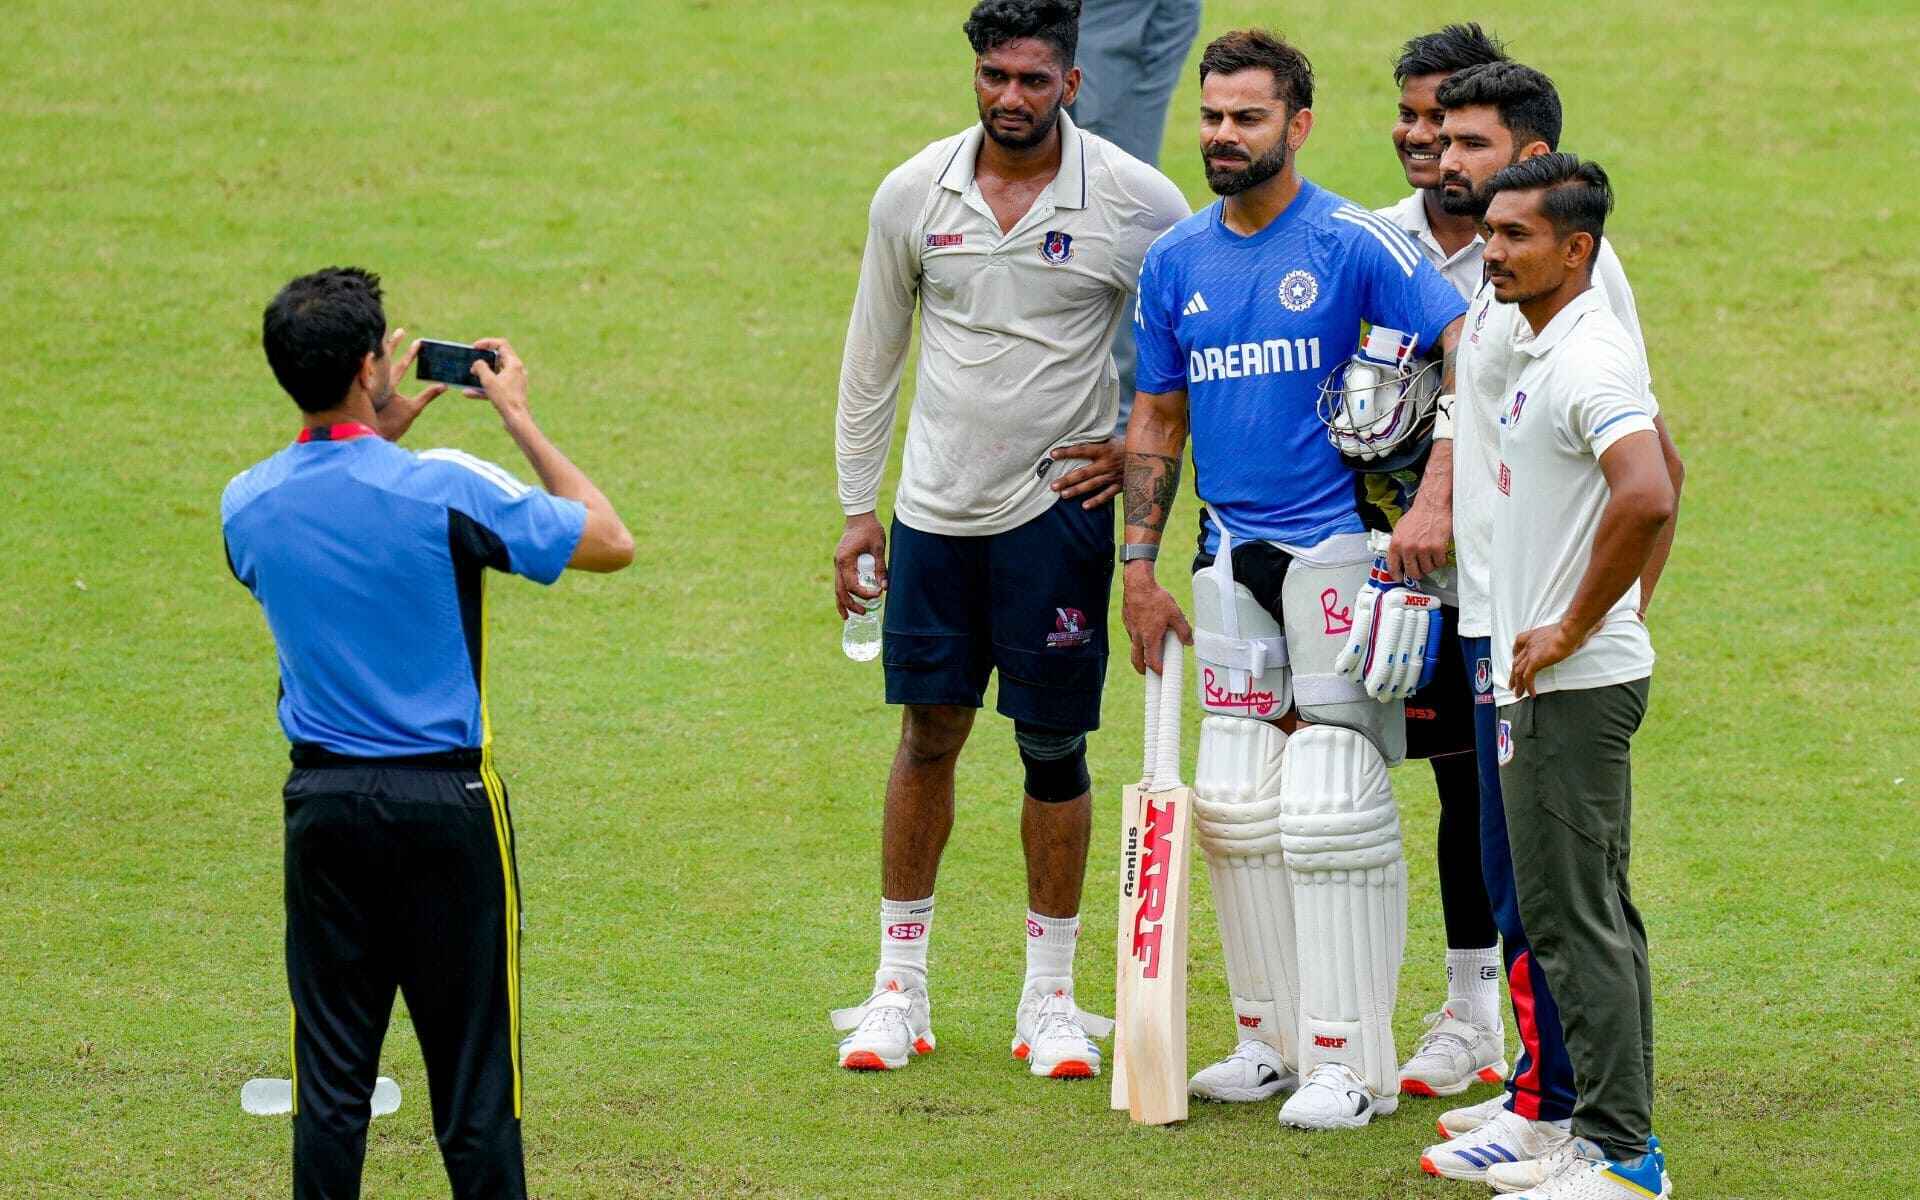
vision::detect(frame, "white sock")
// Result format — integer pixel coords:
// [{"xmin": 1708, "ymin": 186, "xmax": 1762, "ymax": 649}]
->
[
  {"xmin": 876, "ymin": 896, "xmax": 933, "ymax": 991},
  {"xmin": 1024, "ymin": 911, "xmax": 1079, "ymax": 989},
  {"xmin": 1446, "ymin": 946, "xmax": 1503, "ymax": 1031}
]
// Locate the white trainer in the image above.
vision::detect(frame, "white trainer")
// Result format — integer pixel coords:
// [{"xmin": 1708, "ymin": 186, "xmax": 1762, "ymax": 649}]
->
[
  {"xmin": 1436, "ymin": 1092, "xmax": 1510, "ymax": 1139},
  {"xmin": 1011, "ymin": 980, "xmax": 1113, "ymax": 1079},
  {"xmin": 1493, "ymin": 1136, "xmax": 1672, "ymax": 1198},
  {"xmin": 1277, "ymin": 1062, "xmax": 1399, "ymax": 1130},
  {"xmin": 1189, "ymin": 1039, "xmax": 1297, "ymax": 1102},
  {"xmin": 831, "ymin": 979, "xmax": 933, "ymax": 1071},
  {"xmin": 1398, "ymin": 1006, "xmax": 1508, "ymax": 1097},
  {"xmin": 1418, "ymin": 1107, "xmax": 1569, "ymax": 1182}
]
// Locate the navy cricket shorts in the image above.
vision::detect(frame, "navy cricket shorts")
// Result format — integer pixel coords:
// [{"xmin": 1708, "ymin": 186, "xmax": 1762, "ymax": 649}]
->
[{"xmin": 882, "ymin": 500, "xmax": 1113, "ymax": 733}]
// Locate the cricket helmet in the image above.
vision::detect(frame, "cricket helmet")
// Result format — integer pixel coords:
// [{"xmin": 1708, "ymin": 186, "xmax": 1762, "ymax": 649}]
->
[{"xmin": 1316, "ymin": 324, "xmax": 1441, "ymax": 474}]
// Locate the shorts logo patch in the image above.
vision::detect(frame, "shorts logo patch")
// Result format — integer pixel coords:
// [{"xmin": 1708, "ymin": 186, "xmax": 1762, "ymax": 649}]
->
[
  {"xmin": 1278, "ymin": 269, "xmax": 1319, "ymax": 312},
  {"xmin": 1041, "ymin": 230, "xmax": 1073, "ymax": 263},
  {"xmin": 1320, "ymin": 587, "xmax": 1353, "ymax": 636},
  {"xmin": 1201, "ymin": 666, "xmax": 1279, "ymax": 717},
  {"xmin": 1496, "ymin": 719, "xmax": 1515, "ymax": 765},
  {"xmin": 1474, "ymin": 657, "xmax": 1492, "ymax": 696},
  {"xmin": 925, "ymin": 233, "xmax": 963, "ymax": 248},
  {"xmin": 1046, "ymin": 606, "xmax": 1092, "ymax": 648}
]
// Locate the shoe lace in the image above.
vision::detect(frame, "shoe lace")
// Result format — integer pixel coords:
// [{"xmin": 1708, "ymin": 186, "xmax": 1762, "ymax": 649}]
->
[
  {"xmin": 1033, "ymin": 991, "xmax": 1088, "ymax": 1044},
  {"xmin": 1300, "ymin": 1062, "xmax": 1358, "ymax": 1091},
  {"xmin": 1414, "ymin": 1008, "xmax": 1476, "ymax": 1058},
  {"xmin": 856, "ymin": 990, "xmax": 911, "ymax": 1035}
]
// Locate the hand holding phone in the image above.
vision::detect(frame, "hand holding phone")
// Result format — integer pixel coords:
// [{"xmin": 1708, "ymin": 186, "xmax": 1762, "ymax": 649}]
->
[{"xmin": 414, "ymin": 339, "xmax": 501, "ymax": 387}]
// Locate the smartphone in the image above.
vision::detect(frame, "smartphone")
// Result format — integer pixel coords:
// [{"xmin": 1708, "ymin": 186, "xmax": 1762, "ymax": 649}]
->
[{"xmin": 415, "ymin": 339, "xmax": 500, "ymax": 388}]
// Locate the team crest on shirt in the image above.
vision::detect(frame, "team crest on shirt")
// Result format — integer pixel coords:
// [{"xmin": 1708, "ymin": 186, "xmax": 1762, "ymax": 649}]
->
[
  {"xmin": 1041, "ymin": 230, "xmax": 1074, "ymax": 264},
  {"xmin": 1278, "ymin": 269, "xmax": 1319, "ymax": 312},
  {"xmin": 1506, "ymin": 390, "xmax": 1529, "ymax": 428},
  {"xmin": 1496, "ymin": 719, "xmax": 1515, "ymax": 765}
]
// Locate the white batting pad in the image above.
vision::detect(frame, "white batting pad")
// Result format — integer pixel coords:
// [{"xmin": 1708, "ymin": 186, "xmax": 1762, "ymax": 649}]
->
[
  {"xmin": 1191, "ymin": 542, "xmax": 1291, "ymax": 721},
  {"xmin": 1192, "ymin": 715, "xmax": 1299, "ymax": 1065},
  {"xmin": 1279, "ymin": 724, "xmax": 1407, "ymax": 1098}
]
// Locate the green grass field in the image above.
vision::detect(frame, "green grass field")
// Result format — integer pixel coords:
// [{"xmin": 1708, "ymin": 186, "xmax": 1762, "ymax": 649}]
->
[{"xmin": 4, "ymin": 1, "xmax": 1917, "ymax": 1195}]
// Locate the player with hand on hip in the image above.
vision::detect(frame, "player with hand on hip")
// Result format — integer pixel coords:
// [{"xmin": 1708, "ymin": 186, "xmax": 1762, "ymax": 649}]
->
[
  {"xmin": 1121, "ymin": 29, "xmax": 1466, "ymax": 1131},
  {"xmin": 829, "ymin": 0, "xmax": 1188, "ymax": 1081},
  {"xmin": 1411, "ymin": 61, "xmax": 1686, "ymax": 1189}
]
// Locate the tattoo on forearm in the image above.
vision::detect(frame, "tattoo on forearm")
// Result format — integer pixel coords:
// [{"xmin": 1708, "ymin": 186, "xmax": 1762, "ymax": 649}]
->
[
  {"xmin": 1124, "ymin": 452, "xmax": 1181, "ymax": 533},
  {"xmin": 1441, "ymin": 344, "xmax": 1457, "ymax": 394}
]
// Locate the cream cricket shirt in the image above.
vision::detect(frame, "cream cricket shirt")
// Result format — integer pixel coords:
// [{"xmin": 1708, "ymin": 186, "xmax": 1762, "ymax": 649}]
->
[
  {"xmin": 1488, "ymin": 287, "xmax": 1658, "ymax": 703},
  {"xmin": 1454, "ymin": 237, "xmax": 1656, "ymax": 637},
  {"xmin": 835, "ymin": 112, "xmax": 1189, "ymax": 536},
  {"xmin": 1378, "ymin": 191, "xmax": 1485, "ymax": 299}
]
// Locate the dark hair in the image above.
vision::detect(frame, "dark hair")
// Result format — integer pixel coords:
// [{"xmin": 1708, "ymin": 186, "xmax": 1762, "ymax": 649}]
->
[
  {"xmin": 1436, "ymin": 61, "xmax": 1562, "ymax": 151},
  {"xmin": 1394, "ymin": 23, "xmax": 1509, "ymax": 85},
  {"xmin": 1199, "ymin": 29, "xmax": 1315, "ymax": 113},
  {"xmin": 262, "ymin": 267, "xmax": 386, "ymax": 413},
  {"xmin": 963, "ymin": 0, "xmax": 1080, "ymax": 70},
  {"xmin": 1487, "ymin": 153, "xmax": 1613, "ymax": 253}
]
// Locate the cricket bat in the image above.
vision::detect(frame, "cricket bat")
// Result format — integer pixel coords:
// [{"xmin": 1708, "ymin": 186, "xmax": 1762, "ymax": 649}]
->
[
  {"xmin": 1116, "ymin": 631, "xmax": 1192, "ymax": 1125},
  {"xmin": 1110, "ymin": 639, "xmax": 1161, "ymax": 1112}
]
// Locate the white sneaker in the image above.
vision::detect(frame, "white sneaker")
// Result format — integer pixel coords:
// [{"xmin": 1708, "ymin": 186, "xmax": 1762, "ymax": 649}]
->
[
  {"xmin": 830, "ymin": 979, "xmax": 933, "ymax": 1071},
  {"xmin": 1495, "ymin": 1136, "xmax": 1672, "ymax": 1198},
  {"xmin": 1418, "ymin": 1107, "xmax": 1568, "ymax": 1182},
  {"xmin": 1277, "ymin": 1062, "xmax": 1398, "ymax": 1130},
  {"xmin": 1398, "ymin": 1006, "xmax": 1507, "ymax": 1097},
  {"xmin": 1436, "ymin": 1092, "xmax": 1509, "ymax": 1139},
  {"xmin": 1011, "ymin": 980, "xmax": 1113, "ymax": 1079},
  {"xmin": 1189, "ymin": 1039, "xmax": 1296, "ymax": 1102}
]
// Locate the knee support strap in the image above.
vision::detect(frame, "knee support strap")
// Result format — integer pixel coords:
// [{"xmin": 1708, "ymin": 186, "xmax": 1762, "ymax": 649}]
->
[{"xmin": 1015, "ymin": 723, "xmax": 1090, "ymax": 802}]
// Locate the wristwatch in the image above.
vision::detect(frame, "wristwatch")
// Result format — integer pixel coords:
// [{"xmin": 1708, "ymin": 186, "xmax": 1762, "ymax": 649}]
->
[{"xmin": 1119, "ymin": 543, "xmax": 1160, "ymax": 563}]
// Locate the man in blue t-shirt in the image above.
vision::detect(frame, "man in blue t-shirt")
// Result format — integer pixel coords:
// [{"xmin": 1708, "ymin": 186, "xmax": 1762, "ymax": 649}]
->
[
  {"xmin": 222, "ymin": 267, "xmax": 632, "ymax": 1198},
  {"xmin": 1119, "ymin": 30, "xmax": 1467, "ymax": 1131}
]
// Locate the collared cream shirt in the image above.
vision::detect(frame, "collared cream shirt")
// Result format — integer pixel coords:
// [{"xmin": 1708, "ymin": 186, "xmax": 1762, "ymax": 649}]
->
[
  {"xmin": 1377, "ymin": 190, "xmax": 1486, "ymax": 300},
  {"xmin": 1486, "ymin": 287, "xmax": 1658, "ymax": 702},
  {"xmin": 835, "ymin": 112, "xmax": 1189, "ymax": 536}
]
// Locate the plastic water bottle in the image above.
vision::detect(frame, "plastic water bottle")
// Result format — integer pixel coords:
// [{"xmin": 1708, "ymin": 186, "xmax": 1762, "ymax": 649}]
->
[{"xmin": 842, "ymin": 553, "xmax": 883, "ymax": 662}]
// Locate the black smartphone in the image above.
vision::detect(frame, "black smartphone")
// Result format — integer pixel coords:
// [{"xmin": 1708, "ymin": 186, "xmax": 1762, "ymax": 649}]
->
[{"xmin": 415, "ymin": 339, "xmax": 500, "ymax": 388}]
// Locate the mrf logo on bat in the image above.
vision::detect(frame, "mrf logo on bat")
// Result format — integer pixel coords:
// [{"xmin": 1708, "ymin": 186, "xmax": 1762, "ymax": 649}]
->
[{"xmin": 1130, "ymin": 797, "xmax": 1179, "ymax": 978}]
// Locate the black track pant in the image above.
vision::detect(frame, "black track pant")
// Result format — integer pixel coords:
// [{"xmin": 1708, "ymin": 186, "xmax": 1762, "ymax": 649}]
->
[{"xmin": 283, "ymin": 752, "xmax": 525, "ymax": 1200}]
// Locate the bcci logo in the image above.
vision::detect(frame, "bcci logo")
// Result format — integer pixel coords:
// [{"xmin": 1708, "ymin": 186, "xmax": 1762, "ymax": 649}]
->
[
  {"xmin": 1278, "ymin": 269, "xmax": 1319, "ymax": 312},
  {"xmin": 1041, "ymin": 230, "xmax": 1073, "ymax": 264},
  {"xmin": 1496, "ymin": 719, "xmax": 1515, "ymax": 765},
  {"xmin": 1046, "ymin": 607, "xmax": 1092, "ymax": 648}
]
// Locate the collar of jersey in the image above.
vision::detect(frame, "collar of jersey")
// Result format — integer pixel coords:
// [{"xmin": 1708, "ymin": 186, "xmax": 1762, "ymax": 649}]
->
[
  {"xmin": 296, "ymin": 422, "xmax": 379, "ymax": 444},
  {"xmin": 1207, "ymin": 178, "xmax": 1317, "ymax": 248},
  {"xmin": 1516, "ymin": 285, "xmax": 1603, "ymax": 358}
]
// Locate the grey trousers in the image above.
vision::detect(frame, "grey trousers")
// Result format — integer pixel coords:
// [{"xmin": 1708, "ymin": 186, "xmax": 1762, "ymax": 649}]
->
[
  {"xmin": 1070, "ymin": 0, "xmax": 1201, "ymax": 432},
  {"xmin": 1497, "ymin": 677, "xmax": 1653, "ymax": 1161}
]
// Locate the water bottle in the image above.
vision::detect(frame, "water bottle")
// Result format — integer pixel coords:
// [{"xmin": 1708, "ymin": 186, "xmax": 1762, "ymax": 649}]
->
[{"xmin": 842, "ymin": 553, "xmax": 883, "ymax": 662}]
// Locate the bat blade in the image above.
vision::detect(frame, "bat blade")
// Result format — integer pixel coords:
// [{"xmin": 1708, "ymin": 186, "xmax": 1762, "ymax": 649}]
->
[
  {"xmin": 1111, "ymin": 776, "xmax": 1147, "ymax": 1112},
  {"xmin": 1121, "ymin": 780, "xmax": 1192, "ymax": 1125}
]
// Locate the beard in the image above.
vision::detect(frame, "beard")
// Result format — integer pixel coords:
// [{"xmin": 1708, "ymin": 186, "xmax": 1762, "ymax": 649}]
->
[
  {"xmin": 1438, "ymin": 170, "xmax": 1492, "ymax": 216},
  {"xmin": 1204, "ymin": 138, "xmax": 1290, "ymax": 196},
  {"xmin": 980, "ymin": 99, "xmax": 1062, "ymax": 150}
]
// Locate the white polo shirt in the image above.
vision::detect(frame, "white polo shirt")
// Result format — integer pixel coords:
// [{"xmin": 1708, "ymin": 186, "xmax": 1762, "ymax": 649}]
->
[
  {"xmin": 1488, "ymin": 287, "xmax": 1658, "ymax": 703},
  {"xmin": 835, "ymin": 112, "xmax": 1189, "ymax": 536},
  {"xmin": 1454, "ymin": 237, "xmax": 1656, "ymax": 637},
  {"xmin": 1377, "ymin": 191, "xmax": 1485, "ymax": 299}
]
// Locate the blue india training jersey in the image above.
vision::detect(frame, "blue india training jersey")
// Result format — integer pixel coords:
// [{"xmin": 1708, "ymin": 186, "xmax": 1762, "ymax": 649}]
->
[
  {"xmin": 221, "ymin": 423, "xmax": 587, "ymax": 758},
  {"xmin": 1133, "ymin": 179, "xmax": 1468, "ymax": 552}
]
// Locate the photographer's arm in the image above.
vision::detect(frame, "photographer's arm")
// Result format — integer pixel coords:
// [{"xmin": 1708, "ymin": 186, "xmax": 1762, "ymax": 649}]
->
[{"xmin": 469, "ymin": 339, "xmax": 634, "ymax": 573}]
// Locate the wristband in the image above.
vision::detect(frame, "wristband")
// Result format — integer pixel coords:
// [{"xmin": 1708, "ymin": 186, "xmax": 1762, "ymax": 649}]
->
[
  {"xmin": 1431, "ymin": 393, "xmax": 1456, "ymax": 440},
  {"xmin": 1119, "ymin": 543, "xmax": 1160, "ymax": 563}
]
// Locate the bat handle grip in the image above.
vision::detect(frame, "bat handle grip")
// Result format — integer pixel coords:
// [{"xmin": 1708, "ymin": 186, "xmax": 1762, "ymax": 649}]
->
[
  {"xmin": 1152, "ymin": 631, "xmax": 1183, "ymax": 788},
  {"xmin": 1141, "ymin": 653, "xmax": 1161, "ymax": 784}
]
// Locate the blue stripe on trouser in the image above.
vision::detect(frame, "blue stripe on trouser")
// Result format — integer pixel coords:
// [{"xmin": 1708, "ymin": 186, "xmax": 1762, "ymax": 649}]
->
[{"xmin": 1462, "ymin": 635, "xmax": 1578, "ymax": 1124}]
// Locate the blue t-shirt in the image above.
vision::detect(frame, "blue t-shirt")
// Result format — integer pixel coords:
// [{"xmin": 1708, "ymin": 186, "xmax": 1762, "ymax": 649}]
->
[
  {"xmin": 1133, "ymin": 180, "xmax": 1468, "ymax": 552},
  {"xmin": 221, "ymin": 423, "xmax": 588, "ymax": 757}
]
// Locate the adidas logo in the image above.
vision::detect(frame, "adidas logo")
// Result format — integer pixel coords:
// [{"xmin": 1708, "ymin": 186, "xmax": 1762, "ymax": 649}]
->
[{"xmin": 1181, "ymin": 291, "xmax": 1210, "ymax": 317}]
